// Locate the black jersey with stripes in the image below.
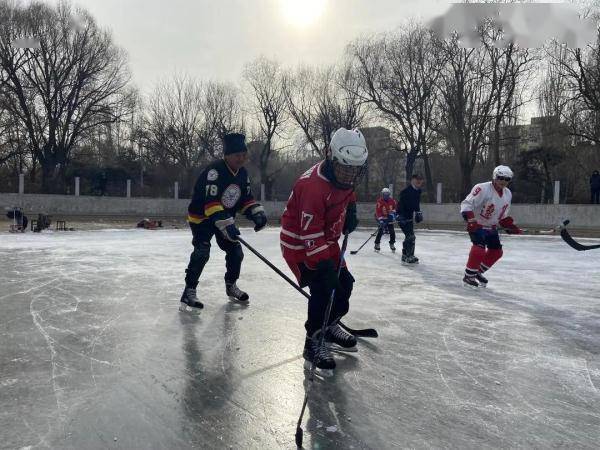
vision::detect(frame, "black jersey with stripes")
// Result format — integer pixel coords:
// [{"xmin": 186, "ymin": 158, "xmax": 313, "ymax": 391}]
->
[{"xmin": 187, "ymin": 159, "xmax": 258, "ymax": 225}]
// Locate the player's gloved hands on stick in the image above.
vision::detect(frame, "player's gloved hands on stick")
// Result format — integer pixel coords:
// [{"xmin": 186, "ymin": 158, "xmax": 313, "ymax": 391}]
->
[
  {"xmin": 378, "ymin": 218, "xmax": 387, "ymax": 227},
  {"xmin": 247, "ymin": 205, "xmax": 267, "ymax": 232},
  {"xmin": 499, "ymin": 216, "xmax": 522, "ymax": 234},
  {"xmin": 343, "ymin": 202, "xmax": 358, "ymax": 234},
  {"xmin": 315, "ymin": 259, "xmax": 339, "ymax": 292},
  {"xmin": 215, "ymin": 217, "xmax": 240, "ymax": 241},
  {"xmin": 415, "ymin": 211, "xmax": 423, "ymax": 223},
  {"xmin": 387, "ymin": 213, "xmax": 396, "ymax": 223}
]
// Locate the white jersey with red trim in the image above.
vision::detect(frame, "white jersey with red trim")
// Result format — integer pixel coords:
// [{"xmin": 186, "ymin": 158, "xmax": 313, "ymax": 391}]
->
[
  {"xmin": 280, "ymin": 162, "xmax": 355, "ymax": 270},
  {"xmin": 460, "ymin": 181, "xmax": 512, "ymax": 228}
]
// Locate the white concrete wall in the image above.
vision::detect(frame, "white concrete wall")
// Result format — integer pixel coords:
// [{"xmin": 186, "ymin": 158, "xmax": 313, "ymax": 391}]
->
[{"xmin": 2, "ymin": 193, "xmax": 599, "ymax": 230}]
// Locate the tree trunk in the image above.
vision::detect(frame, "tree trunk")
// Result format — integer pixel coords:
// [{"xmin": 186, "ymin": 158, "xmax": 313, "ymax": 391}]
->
[
  {"xmin": 405, "ymin": 147, "xmax": 418, "ymax": 184},
  {"xmin": 421, "ymin": 147, "xmax": 435, "ymax": 203}
]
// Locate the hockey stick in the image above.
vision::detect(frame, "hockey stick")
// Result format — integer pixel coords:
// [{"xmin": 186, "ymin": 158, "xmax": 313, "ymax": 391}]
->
[
  {"xmin": 559, "ymin": 220, "xmax": 600, "ymax": 251},
  {"xmin": 237, "ymin": 236, "xmax": 378, "ymax": 338},
  {"xmin": 295, "ymin": 233, "xmax": 349, "ymax": 448},
  {"xmin": 350, "ymin": 223, "xmax": 385, "ymax": 255},
  {"xmin": 349, "ymin": 230, "xmax": 378, "ymax": 255}
]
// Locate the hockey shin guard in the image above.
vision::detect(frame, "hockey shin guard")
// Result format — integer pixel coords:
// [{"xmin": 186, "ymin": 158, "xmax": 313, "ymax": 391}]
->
[
  {"xmin": 465, "ymin": 244, "xmax": 486, "ymax": 278},
  {"xmin": 481, "ymin": 248, "xmax": 503, "ymax": 272}
]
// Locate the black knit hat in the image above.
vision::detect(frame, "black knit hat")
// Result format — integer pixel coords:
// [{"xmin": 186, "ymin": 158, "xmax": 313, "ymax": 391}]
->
[{"xmin": 223, "ymin": 133, "xmax": 247, "ymax": 155}]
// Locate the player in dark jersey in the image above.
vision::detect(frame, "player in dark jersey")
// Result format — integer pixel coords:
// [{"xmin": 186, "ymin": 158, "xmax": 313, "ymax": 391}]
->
[{"xmin": 180, "ymin": 133, "xmax": 267, "ymax": 311}]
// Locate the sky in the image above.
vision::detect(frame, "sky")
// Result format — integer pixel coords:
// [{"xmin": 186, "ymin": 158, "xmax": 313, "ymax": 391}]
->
[{"xmin": 42, "ymin": 0, "xmax": 455, "ymax": 93}]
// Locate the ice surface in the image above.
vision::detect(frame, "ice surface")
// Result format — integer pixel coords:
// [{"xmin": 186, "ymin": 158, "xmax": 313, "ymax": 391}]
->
[{"xmin": 1, "ymin": 228, "xmax": 600, "ymax": 449}]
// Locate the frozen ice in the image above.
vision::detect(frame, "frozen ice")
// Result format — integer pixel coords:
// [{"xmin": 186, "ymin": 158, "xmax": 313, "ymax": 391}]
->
[{"xmin": 1, "ymin": 227, "xmax": 600, "ymax": 448}]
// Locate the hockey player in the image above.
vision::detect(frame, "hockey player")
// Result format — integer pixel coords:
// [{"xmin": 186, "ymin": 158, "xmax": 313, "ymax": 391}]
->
[
  {"xmin": 180, "ymin": 133, "xmax": 268, "ymax": 311},
  {"xmin": 460, "ymin": 165, "xmax": 522, "ymax": 288},
  {"xmin": 396, "ymin": 174, "xmax": 424, "ymax": 263},
  {"xmin": 374, "ymin": 187, "xmax": 397, "ymax": 252},
  {"xmin": 280, "ymin": 127, "xmax": 368, "ymax": 374}
]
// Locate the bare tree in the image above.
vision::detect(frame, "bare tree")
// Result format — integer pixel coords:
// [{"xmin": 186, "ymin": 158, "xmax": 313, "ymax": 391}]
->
[
  {"xmin": 0, "ymin": 1, "xmax": 132, "ymax": 192},
  {"xmin": 349, "ymin": 22, "xmax": 443, "ymax": 199},
  {"xmin": 243, "ymin": 57, "xmax": 287, "ymax": 198},
  {"xmin": 283, "ymin": 64, "xmax": 366, "ymax": 159},
  {"xmin": 142, "ymin": 75, "xmax": 243, "ymax": 193}
]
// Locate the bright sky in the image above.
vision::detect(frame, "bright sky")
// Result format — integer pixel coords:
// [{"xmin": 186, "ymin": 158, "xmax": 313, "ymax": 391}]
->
[{"xmin": 42, "ymin": 0, "xmax": 453, "ymax": 93}]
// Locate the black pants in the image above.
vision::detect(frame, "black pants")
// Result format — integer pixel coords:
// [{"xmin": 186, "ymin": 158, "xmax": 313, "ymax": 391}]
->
[
  {"xmin": 298, "ymin": 263, "xmax": 355, "ymax": 336},
  {"xmin": 184, "ymin": 221, "xmax": 244, "ymax": 289},
  {"xmin": 592, "ymin": 189, "xmax": 600, "ymax": 204},
  {"xmin": 374, "ymin": 223, "xmax": 395, "ymax": 245},
  {"xmin": 398, "ymin": 220, "xmax": 415, "ymax": 256},
  {"xmin": 469, "ymin": 229, "xmax": 502, "ymax": 249}
]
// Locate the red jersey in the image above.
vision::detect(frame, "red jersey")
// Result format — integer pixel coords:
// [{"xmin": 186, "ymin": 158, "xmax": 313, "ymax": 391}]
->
[
  {"xmin": 375, "ymin": 197, "xmax": 397, "ymax": 220},
  {"xmin": 280, "ymin": 162, "xmax": 355, "ymax": 275}
]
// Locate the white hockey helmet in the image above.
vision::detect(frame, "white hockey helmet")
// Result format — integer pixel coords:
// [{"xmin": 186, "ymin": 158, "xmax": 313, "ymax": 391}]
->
[
  {"xmin": 381, "ymin": 187, "xmax": 391, "ymax": 197},
  {"xmin": 493, "ymin": 165, "xmax": 513, "ymax": 180},
  {"xmin": 330, "ymin": 128, "xmax": 368, "ymax": 167},
  {"xmin": 327, "ymin": 127, "xmax": 368, "ymax": 189}
]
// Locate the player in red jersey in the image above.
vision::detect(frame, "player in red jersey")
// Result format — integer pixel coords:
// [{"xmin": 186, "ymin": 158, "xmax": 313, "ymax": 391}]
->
[
  {"xmin": 374, "ymin": 187, "xmax": 397, "ymax": 252},
  {"xmin": 280, "ymin": 128, "xmax": 368, "ymax": 375}
]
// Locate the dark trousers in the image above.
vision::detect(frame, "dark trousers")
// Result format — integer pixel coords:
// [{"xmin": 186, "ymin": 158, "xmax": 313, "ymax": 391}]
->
[
  {"xmin": 399, "ymin": 220, "xmax": 415, "ymax": 256},
  {"xmin": 469, "ymin": 229, "xmax": 502, "ymax": 249},
  {"xmin": 374, "ymin": 223, "xmax": 396, "ymax": 244},
  {"xmin": 297, "ymin": 263, "xmax": 355, "ymax": 336},
  {"xmin": 592, "ymin": 189, "xmax": 600, "ymax": 204},
  {"xmin": 184, "ymin": 221, "xmax": 244, "ymax": 289}
]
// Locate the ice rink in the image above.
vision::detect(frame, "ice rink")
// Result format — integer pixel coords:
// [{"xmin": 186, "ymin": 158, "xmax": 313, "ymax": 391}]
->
[{"xmin": 1, "ymin": 227, "xmax": 600, "ymax": 449}]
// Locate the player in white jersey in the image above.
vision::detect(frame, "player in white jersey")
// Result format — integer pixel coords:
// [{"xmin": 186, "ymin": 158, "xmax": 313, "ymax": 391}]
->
[{"xmin": 460, "ymin": 165, "xmax": 523, "ymax": 287}]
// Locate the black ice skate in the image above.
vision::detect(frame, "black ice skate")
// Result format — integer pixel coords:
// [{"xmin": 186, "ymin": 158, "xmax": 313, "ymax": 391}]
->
[
  {"xmin": 476, "ymin": 272, "xmax": 488, "ymax": 287},
  {"xmin": 303, "ymin": 332, "xmax": 335, "ymax": 376},
  {"xmin": 462, "ymin": 275, "xmax": 479, "ymax": 288},
  {"xmin": 179, "ymin": 287, "xmax": 204, "ymax": 313},
  {"xmin": 374, "ymin": 243, "xmax": 380, "ymax": 252},
  {"xmin": 402, "ymin": 255, "xmax": 419, "ymax": 264},
  {"xmin": 226, "ymin": 282, "xmax": 249, "ymax": 303},
  {"xmin": 389, "ymin": 243, "xmax": 396, "ymax": 252},
  {"xmin": 325, "ymin": 322, "xmax": 357, "ymax": 352}
]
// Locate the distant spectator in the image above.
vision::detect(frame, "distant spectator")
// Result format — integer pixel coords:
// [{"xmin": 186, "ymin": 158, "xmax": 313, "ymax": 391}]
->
[{"xmin": 591, "ymin": 170, "xmax": 600, "ymax": 204}]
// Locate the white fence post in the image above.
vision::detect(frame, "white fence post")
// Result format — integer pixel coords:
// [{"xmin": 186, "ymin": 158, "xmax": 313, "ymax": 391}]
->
[
  {"xmin": 261, "ymin": 184, "xmax": 265, "ymax": 202},
  {"xmin": 388, "ymin": 183, "xmax": 393, "ymax": 197},
  {"xmin": 75, "ymin": 177, "xmax": 80, "ymax": 196},
  {"xmin": 174, "ymin": 181, "xmax": 179, "ymax": 200},
  {"xmin": 126, "ymin": 179, "xmax": 131, "ymax": 198},
  {"xmin": 18, "ymin": 173, "xmax": 24, "ymax": 194},
  {"xmin": 553, "ymin": 180, "xmax": 560, "ymax": 204},
  {"xmin": 436, "ymin": 182, "xmax": 442, "ymax": 204}
]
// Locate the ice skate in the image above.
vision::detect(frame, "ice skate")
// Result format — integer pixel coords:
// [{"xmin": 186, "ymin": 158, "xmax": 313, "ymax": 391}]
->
[
  {"xmin": 226, "ymin": 282, "xmax": 249, "ymax": 303},
  {"xmin": 476, "ymin": 272, "xmax": 488, "ymax": 287},
  {"xmin": 325, "ymin": 322, "xmax": 357, "ymax": 352},
  {"xmin": 374, "ymin": 243, "xmax": 380, "ymax": 252},
  {"xmin": 303, "ymin": 333, "xmax": 335, "ymax": 377},
  {"xmin": 179, "ymin": 287, "xmax": 204, "ymax": 313},
  {"xmin": 462, "ymin": 275, "xmax": 479, "ymax": 289},
  {"xmin": 402, "ymin": 254, "xmax": 419, "ymax": 264},
  {"xmin": 389, "ymin": 242, "xmax": 396, "ymax": 252}
]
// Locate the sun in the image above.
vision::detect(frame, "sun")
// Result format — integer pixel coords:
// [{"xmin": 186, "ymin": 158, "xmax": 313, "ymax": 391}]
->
[{"xmin": 280, "ymin": 0, "xmax": 327, "ymax": 28}]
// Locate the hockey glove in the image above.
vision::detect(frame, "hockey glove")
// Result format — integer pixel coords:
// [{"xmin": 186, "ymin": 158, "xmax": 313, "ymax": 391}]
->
[
  {"xmin": 215, "ymin": 217, "xmax": 240, "ymax": 241},
  {"xmin": 499, "ymin": 216, "xmax": 522, "ymax": 234},
  {"xmin": 315, "ymin": 259, "xmax": 339, "ymax": 292},
  {"xmin": 466, "ymin": 221, "xmax": 483, "ymax": 233},
  {"xmin": 343, "ymin": 202, "xmax": 358, "ymax": 234},
  {"xmin": 415, "ymin": 211, "xmax": 423, "ymax": 223},
  {"xmin": 247, "ymin": 205, "xmax": 267, "ymax": 232},
  {"xmin": 378, "ymin": 218, "xmax": 387, "ymax": 228},
  {"xmin": 387, "ymin": 213, "xmax": 396, "ymax": 223}
]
